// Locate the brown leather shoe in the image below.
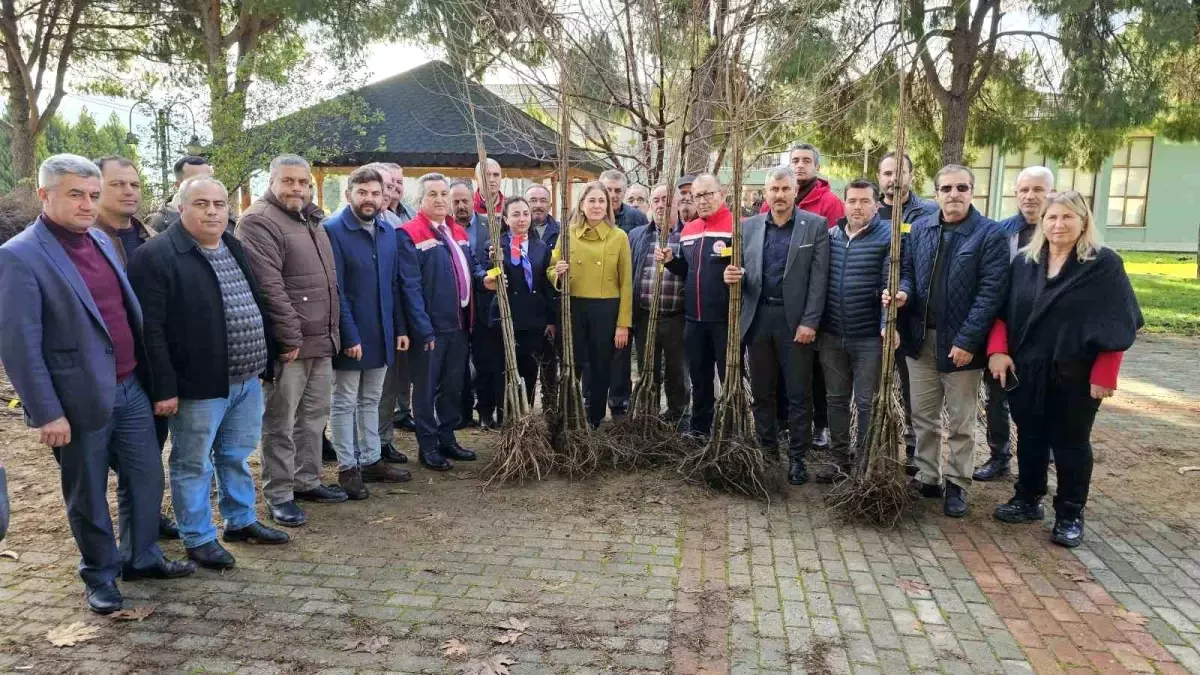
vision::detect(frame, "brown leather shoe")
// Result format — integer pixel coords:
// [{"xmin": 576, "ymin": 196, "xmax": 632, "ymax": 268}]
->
[
  {"xmin": 338, "ymin": 467, "xmax": 369, "ymax": 500},
  {"xmin": 361, "ymin": 460, "xmax": 411, "ymax": 483}
]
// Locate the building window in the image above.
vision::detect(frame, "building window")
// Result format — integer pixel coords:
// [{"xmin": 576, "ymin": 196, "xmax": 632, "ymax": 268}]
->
[
  {"xmin": 1107, "ymin": 137, "xmax": 1153, "ymax": 228},
  {"xmin": 970, "ymin": 149, "xmax": 993, "ymax": 215},
  {"xmin": 1055, "ymin": 167, "xmax": 1097, "ymax": 210},
  {"xmin": 1000, "ymin": 148, "xmax": 1048, "ymax": 216}
]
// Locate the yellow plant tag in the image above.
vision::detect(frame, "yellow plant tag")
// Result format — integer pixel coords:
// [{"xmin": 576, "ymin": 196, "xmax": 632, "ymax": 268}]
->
[
  {"xmin": 486, "ymin": 267, "xmax": 502, "ymax": 278},
  {"xmin": 7, "ymin": 399, "xmax": 18, "ymax": 409},
  {"xmin": 900, "ymin": 222, "xmax": 912, "ymax": 234}
]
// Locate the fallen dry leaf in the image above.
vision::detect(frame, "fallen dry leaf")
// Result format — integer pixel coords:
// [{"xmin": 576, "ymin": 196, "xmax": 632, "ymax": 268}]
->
[
  {"xmin": 110, "ymin": 605, "xmax": 156, "ymax": 622},
  {"xmin": 369, "ymin": 516, "xmax": 396, "ymax": 524},
  {"xmin": 459, "ymin": 654, "xmax": 517, "ymax": 675},
  {"xmin": 441, "ymin": 637, "xmax": 469, "ymax": 658},
  {"xmin": 0, "ymin": 550, "xmax": 18, "ymax": 561},
  {"xmin": 643, "ymin": 496, "xmax": 666, "ymax": 505},
  {"xmin": 896, "ymin": 578, "xmax": 930, "ymax": 595},
  {"xmin": 1178, "ymin": 465, "xmax": 1200, "ymax": 476},
  {"xmin": 416, "ymin": 511, "xmax": 445, "ymax": 522},
  {"xmin": 46, "ymin": 622, "xmax": 101, "ymax": 647},
  {"xmin": 494, "ymin": 617, "xmax": 529, "ymax": 633},
  {"xmin": 1114, "ymin": 608, "xmax": 1149, "ymax": 626},
  {"xmin": 390, "ymin": 488, "xmax": 416, "ymax": 495},
  {"xmin": 492, "ymin": 631, "xmax": 522, "ymax": 645},
  {"xmin": 338, "ymin": 636, "xmax": 390, "ymax": 653}
]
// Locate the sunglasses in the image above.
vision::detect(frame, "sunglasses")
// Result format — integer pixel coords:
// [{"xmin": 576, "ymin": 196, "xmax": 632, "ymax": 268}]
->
[{"xmin": 938, "ymin": 183, "xmax": 972, "ymax": 194}]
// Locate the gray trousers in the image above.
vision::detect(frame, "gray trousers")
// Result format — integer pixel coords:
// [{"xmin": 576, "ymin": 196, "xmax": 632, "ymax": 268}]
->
[
  {"xmin": 907, "ymin": 330, "xmax": 982, "ymax": 490},
  {"xmin": 818, "ymin": 333, "xmax": 882, "ymax": 458},
  {"xmin": 632, "ymin": 312, "xmax": 689, "ymax": 420},
  {"xmin": 261, "ymin": 357, "xmax": 332, "ymax": 505},
  {"xmin": 377, "ymin": 348, "xmax": 411, "ymax": 438},
  {"xmin": 746, "ymin": 304, "xmax": 815, "ymax": 459}
]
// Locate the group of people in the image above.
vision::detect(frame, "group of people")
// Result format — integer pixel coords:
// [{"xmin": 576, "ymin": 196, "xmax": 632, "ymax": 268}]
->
[{"xmin": 0, "ymin": 139, "xmax": 1141, "ymax": 615}]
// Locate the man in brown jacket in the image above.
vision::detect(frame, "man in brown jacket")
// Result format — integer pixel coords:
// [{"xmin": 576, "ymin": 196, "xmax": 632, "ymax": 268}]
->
[{"xmin": 236, "ymin": 154, "xmax": 345, "ymax": 527}]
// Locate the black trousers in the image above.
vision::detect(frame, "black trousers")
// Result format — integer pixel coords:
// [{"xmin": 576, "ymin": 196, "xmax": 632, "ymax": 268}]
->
[
  {"xmin": 684, "ymin": 319, "xmax": 728, "ymax": 437},
  {"xmin": 410, "ymin": 330, "xmax": 470, "ymax": 452},
  {"xmin": 1009, "ymin": 369, "xmax": 1101, "ymax": 515},
  {"xmin": 632, "ymin": 313, "xmax": 689, "ymax": 420},
  {"xmin": 609, "ymin": 342, "xmax": 632, "ymax": 412},
  {"xmin": 473, "ymin": 326, "xmax": 503, "ymax": 418},
  {"xmin": 571, "ymin": 298, "xmax": 620, "ymax": 428},
  {"xmin": 777, "ymin": 351, "xmax": 827, "ymax": 430},
  {"xmin": 537, "ymin": 330, "xmax": 560, "ymax": 411},
  {"xmin": 747, "ymin": 304, "xmax": 815, "ymax": 459},
  {"xmin": 983, "ymin": 370, "xmax": 1013, "ymax": 459},
  {"xmin": 487, "ymin": 326, "xmax": 543, "ymax": 417}
]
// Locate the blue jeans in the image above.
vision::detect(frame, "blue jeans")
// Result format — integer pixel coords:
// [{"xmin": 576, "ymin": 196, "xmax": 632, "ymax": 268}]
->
[
  {"xmin": 54, "ymin": 377, "xmax": 163, "ymax": 586},
  {"xmin": 168, "ymin": 378, "xmax": 263, "ymax": 548},
  {"xmin": 331, "ymin": 367, "xmax": 387, "ymax": 470}
]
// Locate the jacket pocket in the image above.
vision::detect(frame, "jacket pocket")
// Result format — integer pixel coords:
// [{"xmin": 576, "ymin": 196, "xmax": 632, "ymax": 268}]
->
[{"xmin": 46, "ymin": 348, "xmax": 81, "ymax": 370}]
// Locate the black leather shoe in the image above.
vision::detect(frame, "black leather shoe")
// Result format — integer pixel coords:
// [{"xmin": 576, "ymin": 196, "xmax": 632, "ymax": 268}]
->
[
  {"xmin": 224, "ymin": 521, "xmax": 289, "ymax": 545},
  {"xmin": 440, "ymin": 443, "xmax": 477, "ymax": 461},
  {"xmin": 268, "ymin": 501, "xmax": 307, "ymax": 527},
  {"xmin": 944, "ymin": 483, "xmax": 968, "ymax": 518},
  {"xmin": 419, "ymin": 447, "xmax": 452, "ymax": 471},
  {"xmin": 187, "ymin": 540, "xmax": 236, "ymax": 569},
  {"xmin": 973, "ymin": 457, "xmax": 1011, "ymax": 482},
  {"xmin": 322, "ymin": 433, "xmax": 337, "ymax": 462},
  {"xmin": 994, "ymin": 496, "xmax": 1045, "ymax": 524},
  {"xmin": 909, "ymin": 478, "xmax": 943, "ymax": 499},
  {"xmin": 158, "ymin": 514, "xmax": 180, "ymax": 540},
  {"xmin": 122, "ymin": 557, "xmax": 197, "ymax": 581},
  {"xmin": 381, "ymin": 441, "xmax": 408, "ymax": 464},
  {"xmin": 788, "ymin": 459, "xmax": 809, "ymax": 485},
  {"xmin": 1052, "ymin": 515, "xmax": 1085, "ymax": 548},
  {"xmin": 396, "ymin": 416, "xmax": 417, "ymax": 432},
  {"xmin": 812, "ymin": 427, "xmax": 830, "ymax": 449},
  {"xmin": 294, "ymin": 485, "xmax": 348, "ymax": 503},
  {"xmin": 86, "ymin": 581, "xmax": 122, "ymax": 614}
]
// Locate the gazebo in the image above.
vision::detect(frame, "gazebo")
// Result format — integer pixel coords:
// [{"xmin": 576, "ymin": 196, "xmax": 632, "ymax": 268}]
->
[{"xmin": 245, "ymin": 60, "xmax": 607, "ymax": 211}]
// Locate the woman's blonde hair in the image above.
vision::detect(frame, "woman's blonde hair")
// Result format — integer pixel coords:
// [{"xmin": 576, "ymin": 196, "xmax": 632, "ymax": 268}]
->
[
  {"xmin": 1021, "ymin": 190, "xmax": 1102, "ymax": 264},
  {"xmin": 568, "ymin": 181, "xmax": 616, "ymax": 231}
]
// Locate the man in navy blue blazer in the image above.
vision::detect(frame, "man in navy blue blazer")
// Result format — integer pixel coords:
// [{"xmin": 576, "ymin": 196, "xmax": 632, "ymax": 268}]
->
[{"xmin": 0, "ymin": 154, "xmax": 195, "ymax": 614}]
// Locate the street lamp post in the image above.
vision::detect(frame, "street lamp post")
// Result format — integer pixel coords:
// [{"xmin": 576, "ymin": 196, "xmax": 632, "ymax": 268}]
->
[{"xmin": 126, "ymin": 99, "xmax": 201, "ymax": 202}]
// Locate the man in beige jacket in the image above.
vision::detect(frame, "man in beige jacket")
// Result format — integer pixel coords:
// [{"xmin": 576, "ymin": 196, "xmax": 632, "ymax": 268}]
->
[{"xmin": 237, "ymin": 154, "xmax": 344, "ymax": 527}]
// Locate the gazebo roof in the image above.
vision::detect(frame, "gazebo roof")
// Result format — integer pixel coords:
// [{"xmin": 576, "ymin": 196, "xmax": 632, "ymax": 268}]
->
[{"xmin": 290, "ymin": 60, "xmax": 607, "ymax": 174}]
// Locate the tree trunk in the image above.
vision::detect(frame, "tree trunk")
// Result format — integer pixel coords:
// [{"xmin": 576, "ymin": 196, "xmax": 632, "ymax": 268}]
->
[
  {"xmin": 939, "ymin": 94, "xmax": 969, "ymax": 166},
  {"xmin": 684, "ymin": 52, "xmax": 719, "ymax": 174},
  {"xmin": 6, "ymin": 87, "xmax": 36, "ymax": 195}
]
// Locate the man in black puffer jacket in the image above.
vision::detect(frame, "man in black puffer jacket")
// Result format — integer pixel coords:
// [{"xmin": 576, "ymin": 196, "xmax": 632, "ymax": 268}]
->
[
  {"xmin": 815, "ymin": 180, "xmax": 892, "ymax": 483},
  {"xmin": 890, "ymin": 164, "xmax": 1009, "ymax": 519}
]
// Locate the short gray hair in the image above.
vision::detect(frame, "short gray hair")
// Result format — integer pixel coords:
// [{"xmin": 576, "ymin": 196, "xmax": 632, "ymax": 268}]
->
[
  {"xmin": 1015, "ymin": 165, "xmax": 1055, "ymax": 191},
  {"xmin": 525, "ymin": 184, "xmax": 551, "ymax": 199},
  {"xmin": 177, "ymin": 176, "xmax": 229, "ymax": 204},
  {"xmin": 935, "ymin": 164, "xmax": 975, "ymax": 188},
  {"xmin": 38, "ymin": 154, "xmax": 101, "ymax": 190},
  {"xmin": 789, "ymin": 143, "xmax": 821, "ymax": 167},
  {"xmin": 416, "ymin": 172, "xmax": 449, "ymax": 202},
  {"xmin": 765, "ymin": 165, "xmax": 797, "ymax": 183},
  {"xmin": 599, "ymin": 169, "xmax": 628, "ymax": 186},
  {"xmin": 269, "ymin": 154, "xmax": 310, "ymax": 180}
]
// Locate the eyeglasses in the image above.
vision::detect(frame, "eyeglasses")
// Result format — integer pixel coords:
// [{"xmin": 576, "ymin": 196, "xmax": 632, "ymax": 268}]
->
[
  {"xmin": 938, "ymin": 183, "xmax": 972, "ymax": 194},
  {"xmin": 693, "ymin": 191, "xmax": 718, "ymax": 201}
]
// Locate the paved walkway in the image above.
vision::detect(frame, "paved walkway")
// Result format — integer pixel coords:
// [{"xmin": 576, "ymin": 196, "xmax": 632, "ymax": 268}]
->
[{"xmin": 0, "ymin": 335, "xmax": 1197, "ymax": 674}]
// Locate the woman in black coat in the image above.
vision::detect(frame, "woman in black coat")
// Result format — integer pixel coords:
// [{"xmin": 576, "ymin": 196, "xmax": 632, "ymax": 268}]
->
[
  {"xmin": 986, "ymin": 191, "xmax": 1142, "ymax": 548},
  {"xmin": 482, "ymin": 196, "xmax": 556, "ymax": 412}
]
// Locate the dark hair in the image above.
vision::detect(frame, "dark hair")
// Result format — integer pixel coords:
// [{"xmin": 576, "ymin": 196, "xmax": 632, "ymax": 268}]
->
[
  {"xmin": 879, "ymin": 151, "xmax": 913, "ymax": 173},
  {"xmin": 448, "ymin": 179, "xmax": 474, "ymax": 192},
  {"xmin": 94, "ymin": 155, "xmax": 136, "ymax": 174},
  {"xmin": 844, "ymin": 179, "xmax": 880, "ymax": 201},
  {"xmin": 347, "ymin": 166, "xmax": 384, "ymax": 188},
  {"xmin": 502, "ymin": 195, "xmax": 529, "ymax": 217},
  {"xmin": 172, "ymin": 155, "xmax": 209, "ymax": 181}
]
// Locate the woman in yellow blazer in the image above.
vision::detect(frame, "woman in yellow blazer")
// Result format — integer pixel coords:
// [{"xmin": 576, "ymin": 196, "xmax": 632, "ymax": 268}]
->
[{"xmin": 549, "ymin": 182, "xmax": 633, "ymax": 428}]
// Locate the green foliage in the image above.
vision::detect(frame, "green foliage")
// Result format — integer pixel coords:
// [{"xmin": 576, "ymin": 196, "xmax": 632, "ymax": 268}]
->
[
  {"xmin": 1128, "ymin": 274, "xmax": 1200, "ymax": 335},
  {"xmin": 0, "ymin": 109, "xmax": 138, "ymax": 193}
]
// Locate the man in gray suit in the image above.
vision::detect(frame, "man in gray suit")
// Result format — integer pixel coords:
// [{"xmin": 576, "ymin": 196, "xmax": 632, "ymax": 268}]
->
[
  {"xmin": 724, "ymin": 165, "xmax": 830, "ymax": 485},
  {"xmin": 0, "ymin": 154, "xmax": 195, "ymax": 614}
]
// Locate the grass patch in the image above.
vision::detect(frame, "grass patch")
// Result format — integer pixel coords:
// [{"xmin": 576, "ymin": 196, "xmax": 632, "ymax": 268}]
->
[
  {"xmin": 1129, "ymin": 274, "xmax": 1200, "ymax": 335},
  {"xmin": 1117, "ymin": 250, "xmax": 1196, "ymax": 278}
]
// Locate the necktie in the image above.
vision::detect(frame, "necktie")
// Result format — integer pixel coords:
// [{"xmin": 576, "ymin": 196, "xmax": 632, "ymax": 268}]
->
[
  {"xmin": 436, "ymin": 224, "xmax": 468, "ymax": 310},
  {"xmin": 511, "ymin": 234, "xmax": 533, "ymax": 291}
]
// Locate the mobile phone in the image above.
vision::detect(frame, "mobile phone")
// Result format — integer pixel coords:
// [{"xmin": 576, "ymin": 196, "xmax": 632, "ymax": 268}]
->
[{"xmin": 1003, "ymin": 369, "xmax": 1020, "ymax": 392}]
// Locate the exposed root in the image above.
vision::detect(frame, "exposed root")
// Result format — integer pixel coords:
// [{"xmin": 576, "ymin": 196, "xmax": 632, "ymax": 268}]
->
[
  {"xmin": 677, "ymin": 436, "xmax": 781, "ymax": 502},
  {"xmin": 551, "ymin": 427, "xmax": 611, "ymax": 480},
  {"xmin": 825, "ymin": 456, "xmax": 914, "ymax": 528},
  {"xmin": 482, "ymin": 413, "xmax": 555, "ymax": 486},
  {"xmin": 603, "ymin": 414, "xmax": 692, "ymax": 469}
]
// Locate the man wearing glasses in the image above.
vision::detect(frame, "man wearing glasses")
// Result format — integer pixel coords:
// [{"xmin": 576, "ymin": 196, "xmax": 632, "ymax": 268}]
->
[{"xmin": 885, "ymin": 164, "xmax": 1008, "ymax": 518}]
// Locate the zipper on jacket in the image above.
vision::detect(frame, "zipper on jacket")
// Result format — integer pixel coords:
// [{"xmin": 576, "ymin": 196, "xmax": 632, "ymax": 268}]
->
[
  {"xmin": 920, "ymin": 226, "xmax": 940, "ymax": 344},
  {"xmin": 693, "ymin": 232, "xmax": 704, "ymax": 321}
]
